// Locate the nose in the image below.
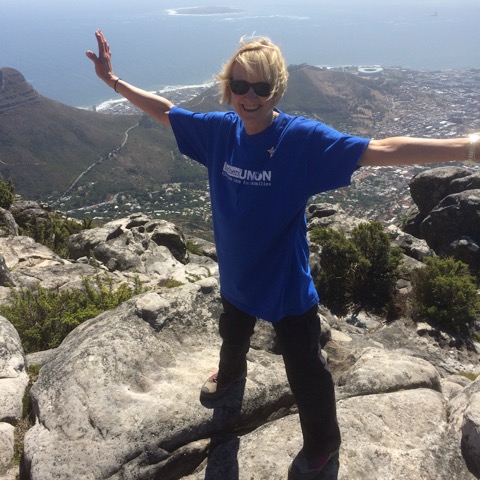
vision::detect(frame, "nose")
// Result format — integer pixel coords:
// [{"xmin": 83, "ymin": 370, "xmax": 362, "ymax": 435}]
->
[{"xmin": 244, "ymin": 87, "xmax": 258, "ymax": 99}]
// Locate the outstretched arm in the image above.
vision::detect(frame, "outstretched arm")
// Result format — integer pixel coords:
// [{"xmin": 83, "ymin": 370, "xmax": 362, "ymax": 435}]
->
[
  {"xmin": 86, "ymin": 30, "xmax": 174, "ymax": 126},
  {"xmin": 359, "ymin": 136, "xmax": 476, "ymax": 167}
]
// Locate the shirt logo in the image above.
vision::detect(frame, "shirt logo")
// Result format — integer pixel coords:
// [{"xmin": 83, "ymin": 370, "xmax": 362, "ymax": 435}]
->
[{"xmin": 222, "ymin": 162, "xmax": 272, "ymax": 187}]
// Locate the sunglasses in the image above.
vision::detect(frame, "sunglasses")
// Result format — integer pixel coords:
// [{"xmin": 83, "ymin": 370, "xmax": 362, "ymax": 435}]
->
[{"xmin": 229, "ymin": 80, "xmax": 272, "ymax": 98}]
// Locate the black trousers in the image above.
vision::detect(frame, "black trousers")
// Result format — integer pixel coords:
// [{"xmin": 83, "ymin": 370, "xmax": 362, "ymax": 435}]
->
[{"xmin": 217, "ymin": 296, "xmax": 341, "ymax": 457}]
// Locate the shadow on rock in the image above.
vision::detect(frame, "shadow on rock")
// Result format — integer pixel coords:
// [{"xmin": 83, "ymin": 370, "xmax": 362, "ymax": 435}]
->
[{"xmin": 200, "ymin": 380, "xmax": 246, "ymax": 480}]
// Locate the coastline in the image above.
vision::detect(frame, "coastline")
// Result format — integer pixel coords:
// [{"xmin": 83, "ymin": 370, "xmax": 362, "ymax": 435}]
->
[{"xmin": 88, "ymin": 82, "xmax": 215, "ymax": 113}]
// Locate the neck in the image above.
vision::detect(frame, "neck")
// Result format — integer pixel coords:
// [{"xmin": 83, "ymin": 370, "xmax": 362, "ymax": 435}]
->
[{"xmin": 244, "ymin": 111, "xmax": 277, "ymax": 135}]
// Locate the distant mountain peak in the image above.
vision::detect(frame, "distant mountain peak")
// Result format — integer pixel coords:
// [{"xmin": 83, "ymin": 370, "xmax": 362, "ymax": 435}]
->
[{"xmin": 0, "ymin": 67, "xmax": 39, "ymax": 114}]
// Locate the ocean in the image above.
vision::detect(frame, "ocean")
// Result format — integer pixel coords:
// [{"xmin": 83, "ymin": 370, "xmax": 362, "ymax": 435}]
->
[{"xmin": 1, "ymin": 0, "xmax": 479, "ymax": 108}]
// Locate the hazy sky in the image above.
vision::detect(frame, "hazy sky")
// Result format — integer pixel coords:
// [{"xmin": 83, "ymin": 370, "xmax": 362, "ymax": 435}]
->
[{"xmin": 1, "ymin": 0, "xmax": 478, "ymax": 106}]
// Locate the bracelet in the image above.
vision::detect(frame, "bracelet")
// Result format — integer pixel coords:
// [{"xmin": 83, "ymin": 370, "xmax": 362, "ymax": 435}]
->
[
  {"xmin": 468, "ymin": 133, "xmax": 480, "ymax": 163},
  {"xmin": 113, "ymin": 77, "xmax": 121, "ymax": 93}
]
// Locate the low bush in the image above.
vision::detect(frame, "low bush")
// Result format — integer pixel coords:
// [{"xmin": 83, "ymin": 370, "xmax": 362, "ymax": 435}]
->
[
  {"xmin": 411, "ymin": 256, "xmax": 480, "ymax": 333},
  {"xmin": 311, "ymin": 222, "xmax": 402, "ymax": 314},
  {"xmin": 19, "ymin": 214, "xmax": 90, "ymax": 258},
  {"xmin": 0, "ymin": 276, "xmax": 143, "ymax": 353},
  {"xmin": 0, "ymin": 179, "xmax": 15, "ymax": 209}
]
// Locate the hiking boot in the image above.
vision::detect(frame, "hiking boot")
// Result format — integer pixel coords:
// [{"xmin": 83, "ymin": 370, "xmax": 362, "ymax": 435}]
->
[
  {"xmin": 288, "ymin": 449, "xmax": 339, "ymax": 480},
  {"xmin": 200, "ymin": 368, "xmax": 247, "ymax": 401}
]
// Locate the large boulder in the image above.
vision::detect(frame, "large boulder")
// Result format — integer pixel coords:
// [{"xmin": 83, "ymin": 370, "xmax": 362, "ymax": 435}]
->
[
  {"xmin": 22, "ymin": 280, "xmax": 293, "ymax": 480},
  {"xmin": 66, "ymin": 214, "xmax": 217, "ymax": 287},
  {"xmin": 409, "ymin": 166, "xmax": 470, "ymax": 215},
  {"xmin": 420, "ymin": 189, "xmax": 480, "ymax": 269},
  {"xmin": 306, "ymin": 203, "xmax": 362, "ymax": 233},
  {"xmin": 0, "ymin": 208, "xmax": 18, "ymax": 237},
  {"xmin": 19, "ymin": 284, "xmax": 479, "ymax": 480},
  {"xmin": 407, "ymin": 167, "xmax": 480, "ymax": 271},
  {"xmin": 8, "ymin": 200, "xmax": 51, "ymax": 230},
  {"xmin": 67, "ymin": 214, "xmax": 189, "ymax": 265},
  {"xmin": 0, "ymin": 316, "xmax": 29, "ymax": 480}
]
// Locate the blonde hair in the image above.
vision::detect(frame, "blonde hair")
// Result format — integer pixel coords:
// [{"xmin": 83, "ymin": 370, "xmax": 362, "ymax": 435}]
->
[{"xmin": 216, "ymin": 36, "xmax": 289, "ymax": 104}]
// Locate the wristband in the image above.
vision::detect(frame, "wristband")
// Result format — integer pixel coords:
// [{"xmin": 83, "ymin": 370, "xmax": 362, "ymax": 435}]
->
[
  {"xmin": 468, "ymin": 133, "xmax": 480, "ymax": 163},
  {"xmin": 113, "ymin": 78, "xmax": 121, "ymax": 93}
]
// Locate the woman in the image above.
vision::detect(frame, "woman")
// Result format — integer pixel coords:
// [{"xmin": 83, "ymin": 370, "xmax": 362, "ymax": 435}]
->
[{"xmin": 87, "ymin": 30, "xmax": 478, "ymax": 478}]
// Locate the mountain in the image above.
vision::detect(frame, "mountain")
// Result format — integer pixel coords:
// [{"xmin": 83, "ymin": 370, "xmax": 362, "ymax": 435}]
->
[
  {"xmin": 182, "ymin": 64, "xmax": 394, "ymax": 134},
  {"xmin": 279, "ymin": 64, "xmax": 391, "ymax": 132},
  {"xmin": 0, "ymin": 68, "xmax": 204, "ymax": 205}
]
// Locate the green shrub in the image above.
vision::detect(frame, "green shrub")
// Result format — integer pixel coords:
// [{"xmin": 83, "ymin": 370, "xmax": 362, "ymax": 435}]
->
[
  {"xmin": 311, "ymin": 227, "xmax": 360, "ymax": 313},
  {"xmin": 0, "ymin": 276, "xmax": 143, "ymax": 353},
  {"xmin": 20, "ymin": 214, "xmax": 90, "ymax": 258},
  {"xmin": 411, "ymin": 256, "xmax": 480, "ymax": 333},
  {"xmin": 0, "ymin": 179, "xmax": 15, "ymax": 209},
  {"xmin": 311, "ymin": 222, "xmax": 402, "ymax": 314},
  {"xmin": 186, "ymin": 239, "xmax": 203, "ymax": 256},
  {"xmin": 350, "ymin": 222, "xmax": 403, "ymax": 309}
]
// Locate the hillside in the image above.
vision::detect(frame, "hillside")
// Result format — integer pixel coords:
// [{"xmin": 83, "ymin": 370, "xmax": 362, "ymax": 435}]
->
[
  {"xmin": 0, "ymin": 68, "xmax": 204, "ymax": 204},
  {"xmin": 2, "ymin": 64, "xmax": 391, "ymax": 207},
  {"xmin": 280, "ymin": 65, "xmax": 393, "ymax": 133}
]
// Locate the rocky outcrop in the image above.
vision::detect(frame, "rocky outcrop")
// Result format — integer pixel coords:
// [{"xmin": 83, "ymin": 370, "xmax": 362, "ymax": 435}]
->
[
  {"xmin": 0, "ymin": 315, "xmax": 29, "ymax": 480},
  {"xmin": 0, "ymin": 207, "xmax": 479, "ymax": 479},
  {"xmin": 406, "ymin": 166, "xmax": 480, "ymax": 271},
  {"xmin": 66, "ymin": 213, "xmax": 218, "ymax": 288},
  {"xmin": 9, "ymin": 288, "xmax": 479, "ymax": 480},
  {"xmin": 0, "ymin": 210, "xmax": 218, "ymax": 305},
  {"xmin": 307, "ymin": 203, "xmax": 362, "ymax": 233},
  {"xmin": 0, "ymin": 68, "xmax": 39, "ymax": 115},
  {"xmin": 408, "ymin": 166, "xmax": 471, "ymax": 216}
]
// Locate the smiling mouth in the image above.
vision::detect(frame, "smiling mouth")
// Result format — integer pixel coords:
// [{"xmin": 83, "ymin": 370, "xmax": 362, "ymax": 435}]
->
[{"xmin": 242, "ymin": 105, "xmax": 261, "ymax": 112}]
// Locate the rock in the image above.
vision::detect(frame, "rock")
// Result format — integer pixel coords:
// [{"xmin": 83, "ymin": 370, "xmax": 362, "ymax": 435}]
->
[
  {"xmin": 344, "ymin": 311, "xmax": 382, "ymax": 332},
  {"xmin": 420, "ymin": 189, "xmax": 480, "ymax": 269},
  {"xmin": 450, "ymin": 171, "xmax": 480, "ymax": 194},
  {"xmin": 306, "ymin": 203, "xmax": 362, "ymax": 233},
  {"xmin": 0, "ymin": 215, "xmax": 218, "ymax": 307},
  {"xmin": 0, "ymin": 209, "xmax": 478, "ymax": 479},
  {"xmin": 22, "ymin": 281, "xmax": 293, "ymax": 480},
  {"xmin": 0, "ymin": 256, "xmax": 14, "ymax": 288},
  {"xmin": 20, "ymin": 288, "xmax": 479, "ymax": 480},
  {"xmin": 336, "ymin": 389, "xmax": 462, "ymax": 480},
  {"xmin": 66, "ymin": 215, "xmax": 217, "ymax": 287},
  {"xmin": 185, "ymin": 381, "xmax": 472, "ymax": 480},
  {"xmin": 9, "ymin": 200, "xmax": 50, "ymax": 230},
  {"xmin": 0, "ymin": 316, "xmax": 29, "ymax": 480},
  {"xmin": 405, "ymin": 167, "xmax": 480, "ymax": 272},
  {"xmin": 0, "ymin": 208, "xmax": 18, "ymax": 237},
  {"xmin": 409, "ymin": 166, "xmax": 471, "ymax": 215},
  {"xmin": 0, "ymin": 236, "xmax": 123, "ymax": 304},
  {"xmin": 0, "ymin": 316, "xmax": 29, "ymax": 424},
  {"xmin": 0, "ymin": 423, "xmax": 15, "ymax": 480},
  {"xmin": 337, "ymin": 348, "xmax": 441, "ymax": 398},
  {"xmin": 387, "ymin": 224, "xmax": 434, "ymax": 261},
  {"xmin": 68, "ymin": 214, "xmax": 188, "ymax": 264},
  {"xmin": 185, "ymin": 236, "xmax": 217, "ymax": 262},
  {"xmin": 25, "ymin": 349, "xmax": 57, "ymax": 370},
  {"xmin": 448, "ymin": 377, "xmax": 480, "ymax": 478},
  {"xmin": 462, "ymin": 392, "xmax": 480, "ymax": 476}
]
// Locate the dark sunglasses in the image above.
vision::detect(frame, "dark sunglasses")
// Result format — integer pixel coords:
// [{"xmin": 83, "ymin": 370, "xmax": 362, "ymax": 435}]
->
[{"xmin": 229, "ymin": 80, "xmax": 272, "ymax": 97}]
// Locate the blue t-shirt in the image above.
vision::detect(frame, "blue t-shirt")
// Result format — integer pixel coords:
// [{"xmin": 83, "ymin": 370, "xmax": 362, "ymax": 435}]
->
[{"xmin": 169, "ymin": 106, "xmax": 369, "ymax": 322}]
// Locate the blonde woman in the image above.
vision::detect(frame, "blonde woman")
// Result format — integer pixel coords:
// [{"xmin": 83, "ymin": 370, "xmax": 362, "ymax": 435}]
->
[{"xmin": 87, "ymin": 29, "xmax": 478, "ymax": 478}]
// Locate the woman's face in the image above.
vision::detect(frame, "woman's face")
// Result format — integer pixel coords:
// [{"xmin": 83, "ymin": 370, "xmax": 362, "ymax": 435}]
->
[{"xmin": 230, "ymin": 62, "xmax": 277, "ymax": 135}]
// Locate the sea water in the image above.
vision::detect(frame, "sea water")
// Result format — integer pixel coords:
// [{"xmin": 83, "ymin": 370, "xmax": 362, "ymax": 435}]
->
[{"xmin": 0, "ymin": 0, "xmax": 478, "ymax": 108}]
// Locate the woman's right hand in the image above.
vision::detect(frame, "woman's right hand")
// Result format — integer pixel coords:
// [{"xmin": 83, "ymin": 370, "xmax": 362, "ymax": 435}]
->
[{"xmin": 86, "ymin": 29, "xmax": 118, "ymax": 87}]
